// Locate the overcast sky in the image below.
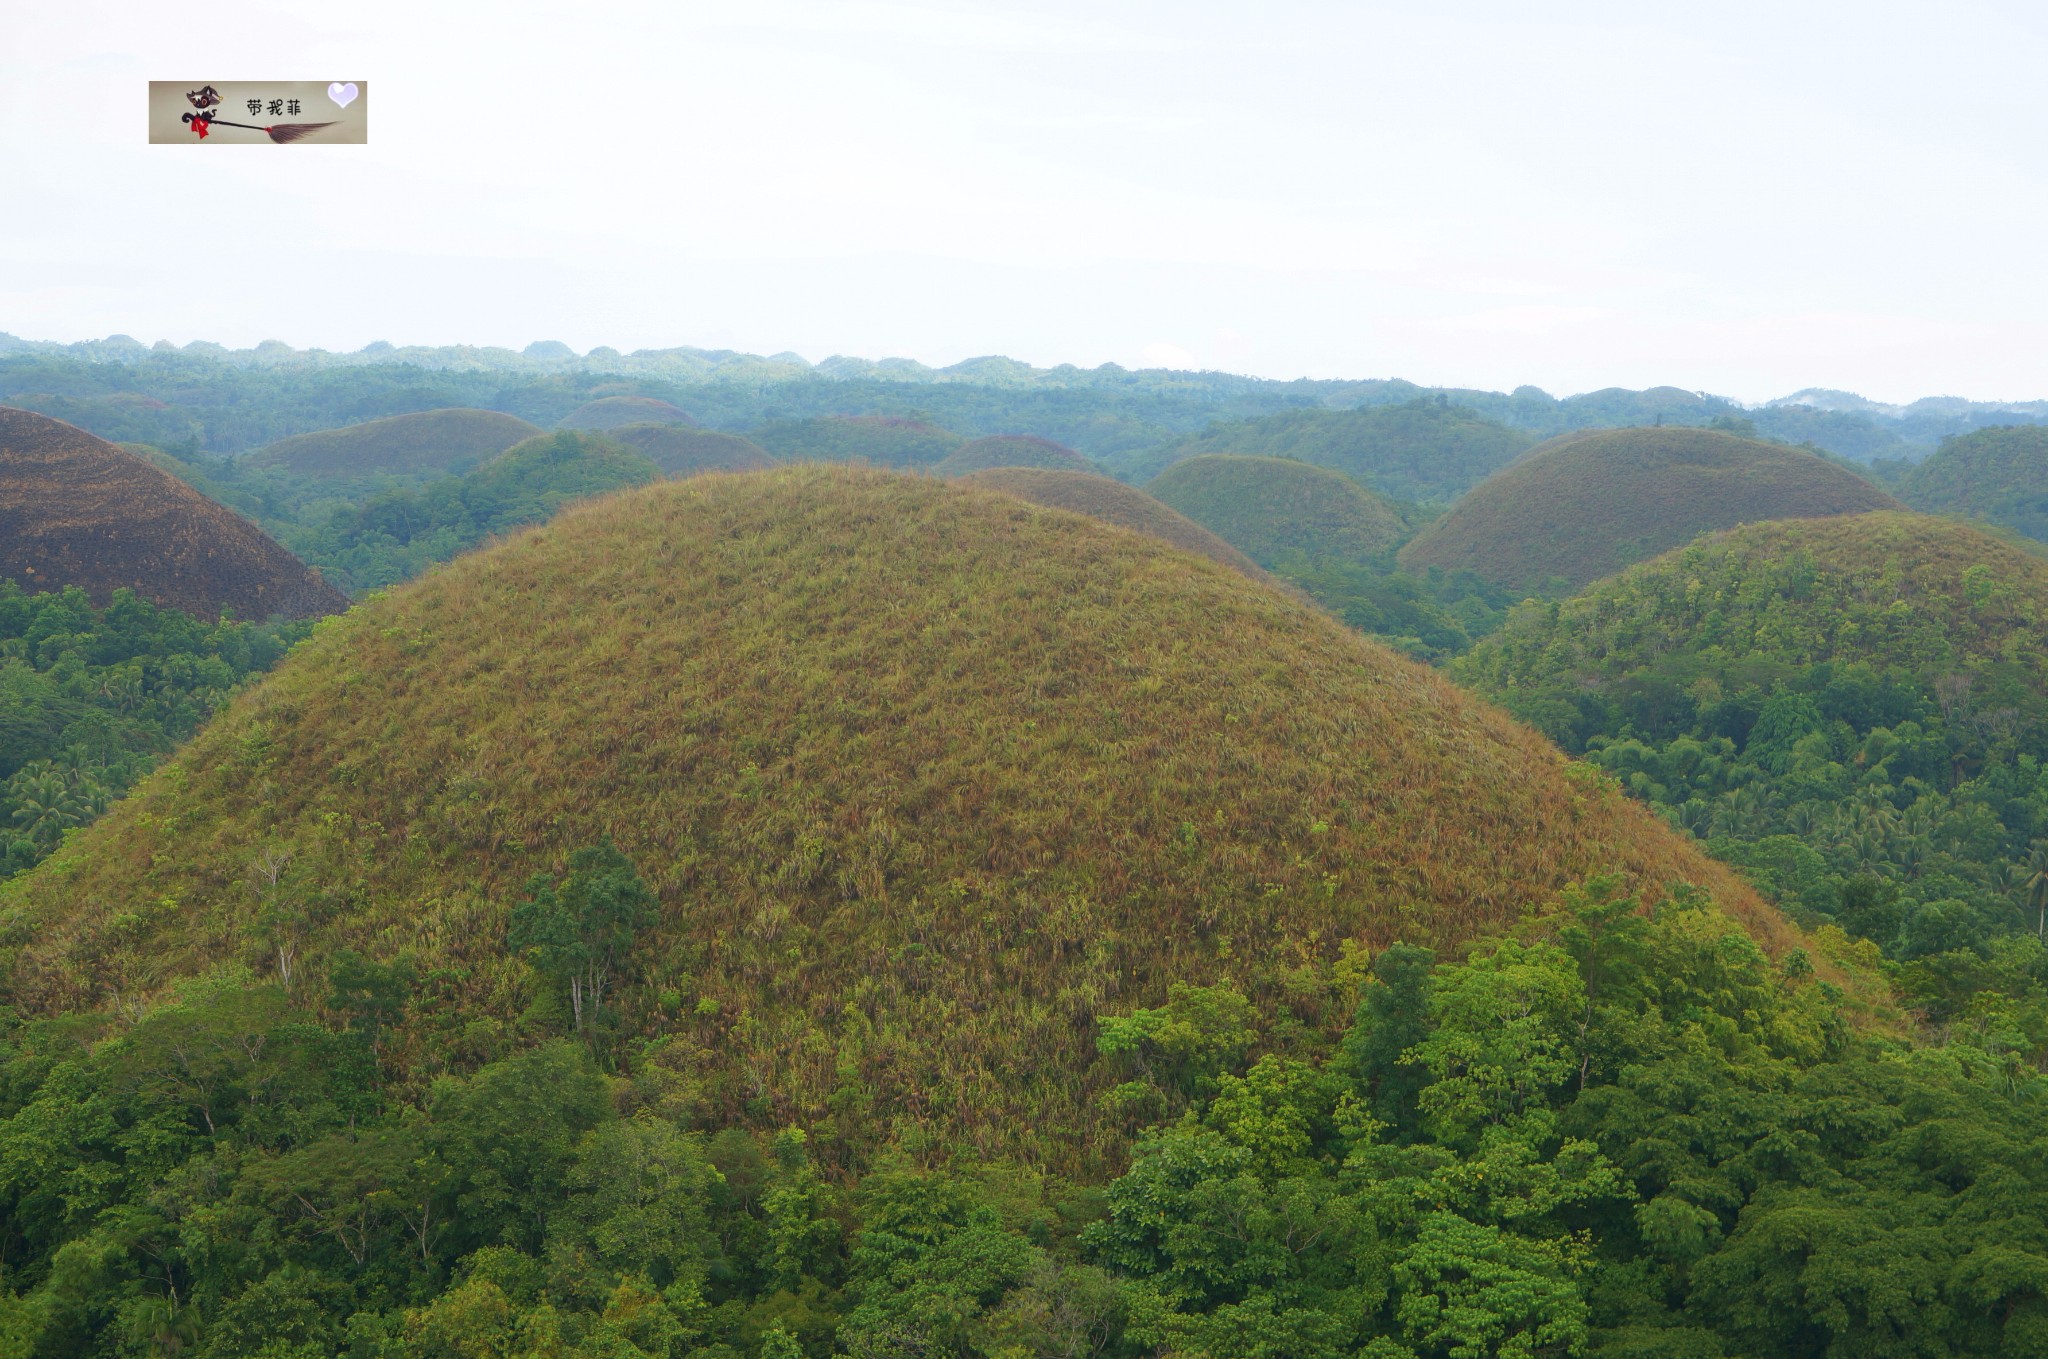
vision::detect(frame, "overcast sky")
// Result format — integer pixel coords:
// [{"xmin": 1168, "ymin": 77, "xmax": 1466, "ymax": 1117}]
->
[{"xmin": 5, "ymin": 0, "xmax": 2047, "ymax": 402}]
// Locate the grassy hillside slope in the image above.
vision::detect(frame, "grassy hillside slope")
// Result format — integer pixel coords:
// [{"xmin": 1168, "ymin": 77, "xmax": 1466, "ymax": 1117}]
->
[
  {"xmin": 0, "ymin": 407, "xmax": 346, "ymax": 620},
  {"xmin": 1126, "ymin": 399, "xmax": 1532, "ymax": 500},
  {"xmin": 959, "ymin": 467, "xmax": 1265, "ymax": 579},
  {"xmin": 1399, "ymin": 427, "xmax": 1900, "ymax": 591},
  {"xmin": 248, "ymin": 408, "xmax": 542, "ymax": 478},
  {"xmin": 602, "ymin": 422, "xmax": 777, "ymax": 476},
  {"xmin": 0, "ymin": 467, "xmax": 1803, "ymax": 1163},
  {"xmin": 934, "ymin": 434, "xmax": 1097, "ymax": 477},
  {"xmin": 1901, "ymin": 425, "xmax": 2048, "ymax": 540},
  {"xmin": 1148, "ymin": 454, "xmax": 1408, "ymax": 566},
  {"xmin": 556, "ymin": 394, "xmax": 696, "ymax": 430}
]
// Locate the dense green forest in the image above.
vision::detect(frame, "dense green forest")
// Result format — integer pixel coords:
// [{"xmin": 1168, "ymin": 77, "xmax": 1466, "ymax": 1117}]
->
[
  {"xmin": 0, "ymin": 868, "xmax": 2038, "ymax": 1357},
  {"xmin": 0, "ymin": 584, "xmax": 309, "ymax": 883}
]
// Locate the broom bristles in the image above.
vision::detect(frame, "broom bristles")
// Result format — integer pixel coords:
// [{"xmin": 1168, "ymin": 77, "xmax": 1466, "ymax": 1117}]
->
[{"xmin": 264, "ymin": 122, "xmax": 339, "ymax": 144}]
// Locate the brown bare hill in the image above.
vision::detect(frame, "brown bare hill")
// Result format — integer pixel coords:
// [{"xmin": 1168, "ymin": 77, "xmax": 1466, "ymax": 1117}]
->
[
  {"xmin": 249, "ymin": 408, "xmax": 541, "ymax": 478},
  {"xmin": 935, "ymin": 434, "xmax": 1098, "ymax": 477},
  {"xmin": 959, "ymin": 467, "xmax": 1264, "ymax": 579},
  {"xmin": 0, "ymin": 467, "xmax": 1807, "ymax": 1166},
  {"xmin": 603, "ymin": 423, "xmax": 778, "ymax": 477},
  {"xmin": 557, "ymin": 395, "xmax": 697, "ymax": 430},
  {"xmin": 1147, "ymin": 454, "xmax": 1409, "ymax": 566},
  {"xmin": 0, "ymin": 407, "xmax": 345, "ymax": 621},
  {"xmin": 1398, "ymin": 426, "xmax": 1900, "ymax": 592}
]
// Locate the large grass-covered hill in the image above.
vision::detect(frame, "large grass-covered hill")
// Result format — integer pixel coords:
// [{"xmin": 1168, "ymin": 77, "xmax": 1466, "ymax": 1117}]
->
[
  {"xmin": 1125, "ymin": 399, "xmax": 1532, "ymax": 500},
  {"xmin": 959, "ymin": 467, "xmax": 1264, "ymax": 579},
  {"xmin": 0, "ymin": 466, "xmax": 1802, "ymax": 1166},
  {"xmin": 248, "ymin": 408, "xmax": 542, "ymax": 478},
  {"xmin": 1399, "ymin": 426, "xmax": 1900, "ymax": 591},
  {"xmin": 1900, "ymin": 424, "xmax": 2048, "ymax": 540},
  {"xmin": 0, "ymin": 407, "xmax": 345, "ymax": 620},
  {"xmin": 934, "ymin": 434, "xmax": 1097, "ymax": 478},
  {"xmin": 1148, "ymin": 454, "xmax": 1409, "ymax": 567},
  {"xmin": 601, "ymin": 422, "xmax": 777, "ymax": 477}
]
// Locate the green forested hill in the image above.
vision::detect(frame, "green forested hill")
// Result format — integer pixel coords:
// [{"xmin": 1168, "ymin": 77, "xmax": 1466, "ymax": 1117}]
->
[
  {"xmin": 1901, "ymin": 424, "xmax": 2048, "ymax": 539},
  {"xmin": 1400, "ymin": 427, "xmax": 1900, "ymax": 591},
  {"xmin": 1147, "ymin": 455, "xmax": 1409, "ymax": 567},
  {"xmin": 1456, "ymin": 511, "xmax": 2048, "ymax": 1026},
  {"xmin": 1124, "ymin": 398, "xmax": 1532, "ymax": 500}
]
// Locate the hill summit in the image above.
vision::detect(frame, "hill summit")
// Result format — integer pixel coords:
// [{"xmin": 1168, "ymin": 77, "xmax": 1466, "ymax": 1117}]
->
[
  {"xmin": 0, "ymin": 406, "xmax": 346, "ymax": 620},
  {"xmin": 1, "ymin": 467, "xmax": 1797, "ymax": 1163},
  {"xmin": 1398, "ymin": 426, "xmax": 1899, "ymax": 591},
  {"xmin": 935, "ymin": 434, "xmax": 1096, "ymax": 477}
]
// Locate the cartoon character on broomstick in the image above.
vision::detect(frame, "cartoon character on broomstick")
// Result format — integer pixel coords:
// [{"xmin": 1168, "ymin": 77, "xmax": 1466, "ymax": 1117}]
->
[{"xmin": 181, "ymin": 85, "xmax": 335, "ymax": 142}]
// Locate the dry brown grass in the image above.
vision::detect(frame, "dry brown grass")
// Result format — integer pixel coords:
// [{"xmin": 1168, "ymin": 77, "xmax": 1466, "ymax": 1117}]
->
[
  {"xmin": 0, "ymin": 406, "xmax": 347, "ymax": 620},
  {"xmin": 0, "ymin": 466, "xmax": 1824, "ymax": 1169},
  {"xmin": 1147, "ymin": 454, "xmax": 1409, "ymax": 566},
  {"xmin": 1398, "ymin": 427, "xmax": 1900, "ymax": 591}
]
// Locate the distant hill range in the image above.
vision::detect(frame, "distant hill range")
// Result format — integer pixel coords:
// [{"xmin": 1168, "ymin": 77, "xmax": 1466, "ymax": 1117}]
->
[
  {"xmin": 4, "ymin": 331, "xmax": 2044, "ymax": 466},
  {"xmin": 1398, "ymin": 427, "xmax": 1900, "ymax": 591},
  {"xmin": 248, "ymin": 408, "xmax": 541, "ymax": 479},
  {"xmin": 0, "ymin": 406, "xmax": 346, "ymax": 620}
]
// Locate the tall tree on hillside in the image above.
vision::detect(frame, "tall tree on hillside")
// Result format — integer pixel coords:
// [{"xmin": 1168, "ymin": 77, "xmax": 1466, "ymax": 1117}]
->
[{"xmin": 509, "ymin": 843, "xmax": 658, "ymax": 1032}]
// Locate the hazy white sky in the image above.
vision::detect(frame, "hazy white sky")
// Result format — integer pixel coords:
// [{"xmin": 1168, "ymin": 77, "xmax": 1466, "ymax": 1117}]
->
[{"xmin": 5, "ymin": 0, "xmax": 2047, "ymax": 402}]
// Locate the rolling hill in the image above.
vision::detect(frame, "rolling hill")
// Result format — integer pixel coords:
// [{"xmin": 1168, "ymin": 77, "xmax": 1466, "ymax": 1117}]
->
[
  {"xmin": 934, "ymin": 434, "xmax": 1097, "ymax": 477},
  {"xmin": 1398, "ymin": 426, "xmax": 1900, "ymax": 591},
  {"xmin": 1124, "ymin": 399, "xmax": 1532, "ymax": 500},
  {"xmin": 1146, "ymin": 454, "xmax": 1409, "ymax": 566},
  {"xmin": 0, "ymin": 466, "xmax": 1801, "ymax": 1166},
  {"xmin": 556, "ymin": 394, "xmax": 697, "ymax": 430},
  {"xmin": 0, "ymin": 406, "xmax": 346, "ymax": 620},
  {"xmin": 750, "ymin": 414, "xmax": 964, "ymax": 467},
  {"xmin": 601, "ymin": 422, "xmax": 778, "ymax": 476},
  {"xmin": 248, "ymin": 408, "xmax": 542, "ymax": 478},
  {"xmin": 1900, "ymin": 424, "xmax": 2048, "ymax": 540},
  {"xmin": 958, "ymin": 466, "xmax": 1264, "ymax": 579}
]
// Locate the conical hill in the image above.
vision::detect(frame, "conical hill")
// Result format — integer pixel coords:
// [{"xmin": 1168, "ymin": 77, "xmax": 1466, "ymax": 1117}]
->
[
  {"xmin": 0, "ymin": 406, "xmax": 346, "ymax": 620},
  {"xmin": 1, "ymin": 467, "xmax": 1802, "ymax": 1164},
  {"xmin": 250, "ymin": 408, "xmax": 541, "ymax": 478},
  {"xmin": 935, "ymin": 434, "xmax": 1097, "ymax": 477},
  {"xmin": 1147, "ymin": 454, "xmax": 1408, "ymax": 566},
  {"xmin": 1398, "ymin": 427, "xmax": 1899, "ymax": 591}
]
